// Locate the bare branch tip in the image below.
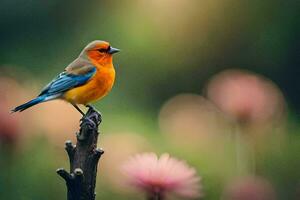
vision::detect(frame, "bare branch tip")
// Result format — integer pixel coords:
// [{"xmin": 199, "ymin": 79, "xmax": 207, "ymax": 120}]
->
[
  {"xmin": 74, "ymin": 168, "xmax": 83, "ymax": 176},
  {"xmin": 65, "ymin": 140, "xmax": 75, "ymax": 150},
  {"xmin": 92, "ymin": 148, "xmax": 104, "ymax": 162},
  {"xmin": 65, "ymin": 140, "xmax": 73, "ymax": 146},
  {"xmin": 95, "ymin": 148, "xmax": 104, "ymax": 155},
  {"xmin": 56, "ymin": 168, "xmax": 72, "ymax": 181}
]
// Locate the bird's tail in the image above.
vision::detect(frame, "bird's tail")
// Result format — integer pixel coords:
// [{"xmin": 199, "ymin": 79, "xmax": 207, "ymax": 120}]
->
[{"xmin": 11, "ymin": 96, "xmax": 46, "ymax": 112}]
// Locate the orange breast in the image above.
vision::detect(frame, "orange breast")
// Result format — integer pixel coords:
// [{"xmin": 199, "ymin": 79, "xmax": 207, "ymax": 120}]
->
[{"xmin": 63, "ymin": 67, "xmax": 115, "ymax": 105}]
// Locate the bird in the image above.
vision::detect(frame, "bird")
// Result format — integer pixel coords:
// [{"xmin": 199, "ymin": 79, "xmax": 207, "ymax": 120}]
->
[{"xmin": 12, "ymin": 40, "xmax": 119, "ymax": 116}]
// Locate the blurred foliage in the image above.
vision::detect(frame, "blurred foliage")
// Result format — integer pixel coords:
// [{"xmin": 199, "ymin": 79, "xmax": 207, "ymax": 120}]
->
[{"xmin": 0, "ymin": 0, "xmax": 299, "ymax": 200}]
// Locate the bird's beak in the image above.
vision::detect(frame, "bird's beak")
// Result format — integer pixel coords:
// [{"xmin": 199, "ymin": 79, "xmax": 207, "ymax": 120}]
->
[{"xmin": 108, "ymin": 46, "xmax": 120, "ymax": 54}]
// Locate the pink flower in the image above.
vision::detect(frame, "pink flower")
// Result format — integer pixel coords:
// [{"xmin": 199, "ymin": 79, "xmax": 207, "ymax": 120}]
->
[
  {"xmin": 206, "ymin": 69, "xmax": 285, "ymax": 125},
  {"xmin": 121, "ymin": 152, "xmax": 202, "ymax": 199},
  {"xmin": 222, "ymin": 176, "xmax": 277, "ymax": 200},
  {"xmin": 0, "ymin": 103, "xmax": 20, "ymax": 145}
]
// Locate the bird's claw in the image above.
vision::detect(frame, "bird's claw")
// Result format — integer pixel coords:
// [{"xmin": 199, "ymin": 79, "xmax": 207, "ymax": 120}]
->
[
  {"xmin": 80, "ymin": 105, "xmax": 101, "ymax": 126},
  {"xmin": 80, "ymin": 116, "xmax": 97, "ymax": 129},
  {"xmin": 85, "ymin": 105, "xmax": 102, "ymax": 124},
  {"xmin": 77, "ymin": 105, "xmax": 102, "ymax": 141}
]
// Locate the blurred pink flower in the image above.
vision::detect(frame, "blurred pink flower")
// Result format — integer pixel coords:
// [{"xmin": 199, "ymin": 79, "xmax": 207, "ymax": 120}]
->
[
  {"xmin": 159, "ymin": 93, "xmax": 230, "ymax": 148},
  {"xmin": 0, "ymin": 102, "xmax": 20, "ymax": 145},
  {"xmin": 222, "ymin": 176, "xmax": 276, "ymax": 200},
  {"xmin": 0, "ymin": 76, "xmax": 25, "ymax": 146},
  {"xmin": 122, "ymin": 152, "xmax": 202, "ymax": 199},
  {"xmin": 0, "ymin": 76, "xmax": 40, "ymax": 142},
  {"xmin": 206, "ymin": 69, "xmax": 285, "ymax": 125}
]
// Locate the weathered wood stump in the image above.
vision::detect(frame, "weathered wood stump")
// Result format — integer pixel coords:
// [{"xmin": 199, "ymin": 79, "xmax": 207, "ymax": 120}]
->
[{"xmin": 57, "ymin": 106, "xmax": 104, "ymax": 200}]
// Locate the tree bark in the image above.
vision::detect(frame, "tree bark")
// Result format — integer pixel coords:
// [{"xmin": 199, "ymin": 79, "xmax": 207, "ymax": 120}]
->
[{"xmin": 57, "ymin": 106, "xmax": 104, "ymax": 200}]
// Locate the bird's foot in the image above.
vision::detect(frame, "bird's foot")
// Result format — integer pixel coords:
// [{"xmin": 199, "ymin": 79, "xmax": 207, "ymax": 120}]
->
[
  {"xmin": 77, "ymin": 105, "xmax": 102, "ymax": 141},
  {"xmin": 85, "ymin": 104, "xmax": 102, "ymax": 123},
  {"xmin": 79, "ymin": 105, "xmax": 102, "ymax": 129}
]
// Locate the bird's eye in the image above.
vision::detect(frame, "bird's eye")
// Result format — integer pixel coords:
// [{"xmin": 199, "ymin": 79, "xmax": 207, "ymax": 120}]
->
[
  {"xmin": 98, "ymin": 48, "xmax": 107, "ymax": 53},
  {"xmin": 98, "ymin": 46, "xmax": 111, "ymax": 53}
]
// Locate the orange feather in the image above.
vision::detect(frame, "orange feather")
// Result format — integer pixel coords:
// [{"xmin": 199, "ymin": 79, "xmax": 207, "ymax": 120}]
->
[{"xmin": 64, "ymin": 51, "xmax": 115, "ymax": 105}]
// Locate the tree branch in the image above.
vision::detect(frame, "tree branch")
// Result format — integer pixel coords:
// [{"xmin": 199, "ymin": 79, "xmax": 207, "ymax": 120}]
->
[{"xmin": 57, "ymin": 106, "xmax": 104, "ymax": 200}]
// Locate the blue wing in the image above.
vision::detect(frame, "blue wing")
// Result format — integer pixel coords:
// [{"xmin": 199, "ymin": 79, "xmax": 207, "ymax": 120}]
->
[
  {"xmin": 39, "ymin": 67, "xmax": 96, "ymax": 97},
  {"xmin": 11, "ymin": 66, "xmax": 96, "ymax": 112}
]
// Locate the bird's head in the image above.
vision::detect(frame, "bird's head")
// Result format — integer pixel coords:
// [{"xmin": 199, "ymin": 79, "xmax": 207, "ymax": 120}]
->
[{"xmin": 81, "ymin": 40, "xmax": 120, "ymax": 66}]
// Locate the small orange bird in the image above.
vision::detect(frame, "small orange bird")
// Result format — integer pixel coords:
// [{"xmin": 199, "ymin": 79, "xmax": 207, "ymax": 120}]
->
[{"xmin": 12, "ymin": 40, "xmax": 119, "ymax": 115}]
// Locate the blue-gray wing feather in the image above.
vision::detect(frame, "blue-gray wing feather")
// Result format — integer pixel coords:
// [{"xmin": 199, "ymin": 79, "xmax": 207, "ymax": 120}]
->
[{"xmin": 39, "ymin": 67, "xmax": 96, "ymax": 97}]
